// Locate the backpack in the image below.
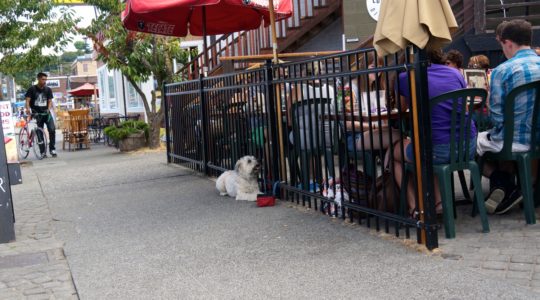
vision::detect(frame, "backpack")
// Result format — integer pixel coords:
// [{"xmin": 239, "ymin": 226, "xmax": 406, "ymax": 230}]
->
[
  {"xmin": 340, "ymin": 164, "xmax": 373, "ymax": 207},
  {"xmin": 340, "ymin": 164, "xmax": 396, "ymax": 213}
]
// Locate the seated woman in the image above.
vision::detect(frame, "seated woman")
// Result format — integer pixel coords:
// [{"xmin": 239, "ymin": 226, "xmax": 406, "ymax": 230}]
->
[
  {"xmin": 444, "ymin": 49, "xmax": 464, "ymax": 70},
  {"xmin": 467, "ymin": 54, "xmax": 491, "ymax": 90},
  {"xmin": 343, "ymin": 52, "xmax": 401, "ymax": 153},
  {"xmin": 284, "ymin": 64, "xmax": 333, "ymax": 149},
  {"xmin": 466, "ymin": 54, "xmax": 492, "ymax": 130},
  {"xmin": 467, "ymin": 54, "xmax": 490, "ymax": 70},
  {"xmin": 393, "ymin": 47, "xmax": 476, "ymax": 216}
]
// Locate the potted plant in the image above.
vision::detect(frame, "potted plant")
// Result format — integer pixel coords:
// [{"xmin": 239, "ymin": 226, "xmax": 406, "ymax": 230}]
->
[{"xmin": 103, "ymin": 120, "xmax": 149, "ymax": 152}]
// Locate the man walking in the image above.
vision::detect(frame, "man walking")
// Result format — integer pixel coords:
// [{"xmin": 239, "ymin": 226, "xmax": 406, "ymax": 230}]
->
[
  {"xmin": 477, "ymin": 19, "xmax": 540, "ymax": 214},
  {"xmin": 25, "ymin": 72, "xmax": 57, "ymax": 158}
]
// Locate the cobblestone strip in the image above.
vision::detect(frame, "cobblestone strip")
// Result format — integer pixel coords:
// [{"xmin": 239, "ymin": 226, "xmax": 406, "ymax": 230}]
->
[
  {"xmin": 0, "ymin": 249, "xmax": 77, "ymax": 299},
  {"xmin": 0, "ymin": 165, "xmax": 78, "ymax": 299},
  {"xmin": 438, "ymin": 206, "xmax": 540, "ymax": 294}
]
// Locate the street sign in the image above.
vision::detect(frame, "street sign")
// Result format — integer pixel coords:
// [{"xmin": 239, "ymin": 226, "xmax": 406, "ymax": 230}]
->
[
  {"xmin": 366, "ymin": 0, "xmax": 381, "ymax": 21},
  {"xmin": 47, "ymin": 80, "xmax": 61, "ymax": 88},
  {"xmin": 0, "ymin": 102, "xmax": 15, "ymax": 136},
  {"xmin": 0, "ymin": 101, "xmax": 18, "ymax": 164}
]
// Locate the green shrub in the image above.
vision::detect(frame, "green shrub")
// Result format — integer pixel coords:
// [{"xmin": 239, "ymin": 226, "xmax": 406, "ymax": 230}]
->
[{"xmin": 104, "ymin": 120, "xmax": 149, "ymax": 142}]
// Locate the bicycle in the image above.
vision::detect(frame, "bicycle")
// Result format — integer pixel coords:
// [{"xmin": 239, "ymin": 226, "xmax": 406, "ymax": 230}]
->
[{"xmin": 18, "ymin": 113, "xmax": 49, "ymax": 160}]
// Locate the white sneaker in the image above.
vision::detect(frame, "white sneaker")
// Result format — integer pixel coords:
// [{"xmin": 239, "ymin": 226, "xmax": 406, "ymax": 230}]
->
[{"xmin": 50, "ymin": 150, "xmax": 57, "ymax": 157}]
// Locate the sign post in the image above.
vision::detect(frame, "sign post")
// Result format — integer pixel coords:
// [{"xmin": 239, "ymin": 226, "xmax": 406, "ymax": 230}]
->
[{"xmin": 0, "ymin": 101, "xmax": 15, "ymax": 243}]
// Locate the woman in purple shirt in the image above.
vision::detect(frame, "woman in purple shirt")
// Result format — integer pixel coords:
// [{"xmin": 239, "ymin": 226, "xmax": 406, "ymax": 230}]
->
[{"xmin": 393, "ymin": 47, "xmax": 476, "ymax": 215}]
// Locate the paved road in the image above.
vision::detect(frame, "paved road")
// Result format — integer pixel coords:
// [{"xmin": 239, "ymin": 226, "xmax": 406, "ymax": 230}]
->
[{"xmin": 15, "ymin": 145, "xmax": 540, "ymax": 299}]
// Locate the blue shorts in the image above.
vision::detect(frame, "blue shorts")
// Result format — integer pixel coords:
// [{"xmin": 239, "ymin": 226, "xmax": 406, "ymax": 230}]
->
[
  {"xmin": 405, "ymin": 139, "xmax": 477, "ymax": 165},
  {"xmin": 346, "ymin": 133, "xmax": 359, "ymax": 152}
]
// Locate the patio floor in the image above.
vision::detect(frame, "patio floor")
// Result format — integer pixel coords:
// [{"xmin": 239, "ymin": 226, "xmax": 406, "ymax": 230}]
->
[{"xmin": 437, "ymin": 174, "xmax": 540, "ymax": 293}]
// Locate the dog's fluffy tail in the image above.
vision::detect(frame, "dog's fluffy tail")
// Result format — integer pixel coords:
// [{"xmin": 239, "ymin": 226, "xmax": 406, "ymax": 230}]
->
[{"xmin": 216, "ymin": 173, "xmax": 227, "ymax": 196}]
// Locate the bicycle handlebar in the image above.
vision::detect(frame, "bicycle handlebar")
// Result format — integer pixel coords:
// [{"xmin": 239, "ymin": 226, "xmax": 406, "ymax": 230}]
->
[{"xmin": 27, "ymin": 112, "xmax": 50, "ymax": 119}]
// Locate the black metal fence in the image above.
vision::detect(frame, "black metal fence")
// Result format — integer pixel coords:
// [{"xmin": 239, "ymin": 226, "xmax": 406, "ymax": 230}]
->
[{"xmin": 164, "ymin": 47, "xmax": 439, "ymax": 249}]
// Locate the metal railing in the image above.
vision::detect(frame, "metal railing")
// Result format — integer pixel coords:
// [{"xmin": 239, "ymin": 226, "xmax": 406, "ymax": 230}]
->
[
  {"xmin": 164, "ymin": 47, "xmax": 439, "ymax": 249},
  {"xmin": 475, "ymin": 0, "xmax": 540, "ymax": 33}
]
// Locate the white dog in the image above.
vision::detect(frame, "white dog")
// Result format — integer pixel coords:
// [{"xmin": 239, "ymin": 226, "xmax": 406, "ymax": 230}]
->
[{"xmin": 216, "ymin": 155, "xmax": 261, "ymax": 201}]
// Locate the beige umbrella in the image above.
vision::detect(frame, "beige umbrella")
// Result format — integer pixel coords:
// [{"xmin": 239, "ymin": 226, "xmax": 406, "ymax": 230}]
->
[
  {"xmin": 373, "ymin": 0, "xmax": 458, "ymax": 247},
  {"xmin": 374, "ymin": 0, "xmax": 457, "ymax": 56}
]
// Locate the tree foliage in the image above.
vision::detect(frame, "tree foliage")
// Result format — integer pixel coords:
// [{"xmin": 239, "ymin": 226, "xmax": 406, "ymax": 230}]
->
[
  {"xmin": 60, "ymin": 51, "xmax": 79, "ymax": 62},
  {"xmin": 74, "ymin": 40, "xmax": 91, "ymax": 54},
  {"xmin": 83, "ymin": 0, "xmax": 191, "ymax": 148},
  {"xmin": 10, "ymin": 65, "xmax": 35, "ymax": 89},
  {"xmin": 0, "ymin": 0, "xmax": 78, "ymax": 86}
]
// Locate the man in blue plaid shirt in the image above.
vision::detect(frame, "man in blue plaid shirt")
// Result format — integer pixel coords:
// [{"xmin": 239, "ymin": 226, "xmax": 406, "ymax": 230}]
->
[{"xmin": 477, "ymin": 19, "xmax": 540, "ymax": 215}]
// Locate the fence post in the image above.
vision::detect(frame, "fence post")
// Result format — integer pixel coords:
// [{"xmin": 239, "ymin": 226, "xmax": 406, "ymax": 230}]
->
[
  {"xmin": 414, "ymin": 48, "xmax": 438, "ymax": 250},
  {"xmin": 199, "ymin": 75, "xmax": 209, "ymax": 175},
  {"xmin": 163, "ymin": 81, "xmax": 171, "ymax": 164},
  {"xmin": 264, "ymin": 60, "xmax": 280, "ymax": 184}
]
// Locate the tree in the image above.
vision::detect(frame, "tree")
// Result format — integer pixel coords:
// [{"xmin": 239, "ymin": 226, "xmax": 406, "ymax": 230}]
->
[
  {"xmin": 52, "ymin": 51, "xmax": 79, "ymax": 75},
  {"xmin": 0, "ymin": 1, "xmax": 78, "ymax": 90},
  {"xmin": 60, "ymin": 51, "xmax": 79, "ymax": 63},
  {"xmin": 83, "ymin": 0, "xmax": 191, "ymax": 149},
  {"xmin": 74, "ymin": 40, "xmax": 91, "ymax": 55},
  {"xmin": 11, "ymin": 65, "xmax": 36, "ymax": 89}
]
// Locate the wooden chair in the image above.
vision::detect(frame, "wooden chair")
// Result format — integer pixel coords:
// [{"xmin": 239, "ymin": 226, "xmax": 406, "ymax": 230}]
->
[
  {"xmin": 59, "ymin": 111, "xmax": 70, "ymax": 150},
  {"xmin": 479, "ymin": 80, "xmax": 540, "ymax": 224},
  {"xmin": 66, "ymin": 109, "xmax": 91, "ymax": 151}
]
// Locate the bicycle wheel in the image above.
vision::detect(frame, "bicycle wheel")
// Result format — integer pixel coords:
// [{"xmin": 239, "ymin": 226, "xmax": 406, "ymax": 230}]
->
[
  {"xmin": 18, "ymin": 128, "xmax": 30, "ymax": 159},
  {"xmin": 31, "ymin": 127, "xmax": 48, "ymax": 160}
]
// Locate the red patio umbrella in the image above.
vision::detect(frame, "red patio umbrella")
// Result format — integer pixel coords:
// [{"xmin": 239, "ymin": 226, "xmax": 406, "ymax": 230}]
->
[
  {"xmin": 121, "ymin": 0, "xmax": 293, "ymax": 70},
  {"xmin": 122, "ymin": 0, "xmax": 292, "ymax": 36},
  {"xmin": 68, "ymin": 83, "xmax": 99, "ymax": 97}
]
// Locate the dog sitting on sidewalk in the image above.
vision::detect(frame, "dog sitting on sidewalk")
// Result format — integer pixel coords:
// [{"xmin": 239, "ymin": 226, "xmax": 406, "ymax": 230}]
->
[{"xmin": 216, "ymin": 155, "xmax": 261, "ymax": 201}]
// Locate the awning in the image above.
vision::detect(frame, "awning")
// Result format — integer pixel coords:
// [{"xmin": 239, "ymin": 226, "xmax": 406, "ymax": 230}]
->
[{"xmin": 68, "ymin": 83, "xmax": 99, "ymax": 97}]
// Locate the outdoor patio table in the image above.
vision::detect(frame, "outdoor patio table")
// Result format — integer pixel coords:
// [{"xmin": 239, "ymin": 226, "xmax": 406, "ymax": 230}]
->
[{"xmin": 322, "ymin": 109, "xmax": 409, "ymax": 123}]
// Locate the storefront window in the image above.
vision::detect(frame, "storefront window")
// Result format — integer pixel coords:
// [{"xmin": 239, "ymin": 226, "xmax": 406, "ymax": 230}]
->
[
  {"xmin": 98, "ymin": 68, "xmax": 107, "ymax": 109},
  {"xmin": 127, "ymin": 82, "xmax": 142, "ymax": 108},
  {"xmin": 108, "ymin": 72, "xmax": 117, "ymax": 109}
]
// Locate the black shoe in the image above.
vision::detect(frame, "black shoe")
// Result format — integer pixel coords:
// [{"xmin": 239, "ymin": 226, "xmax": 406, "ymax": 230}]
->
[
  {"xmin": 485, "ymin": 188, "xmax": 505, "ymax": 214},
  {"xmin": 40, "ymin": 153, "xmax": 47, "ymax": 159},
  {"xmin": 494, "ymin": 189, "xmax": 523, "ymax": 215}
]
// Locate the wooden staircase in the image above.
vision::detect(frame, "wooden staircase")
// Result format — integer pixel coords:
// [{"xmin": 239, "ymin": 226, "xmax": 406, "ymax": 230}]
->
[
  {"xmin": 178, "ymin": 0, "xmax": 342, "ymax": 79},
  {"xmin": 444, "ymin": 0, "xmax": 540, "ymax": 68},
  {"xmin": 475, "ymin": 0, "xmax": 540, "ymax": 33}
]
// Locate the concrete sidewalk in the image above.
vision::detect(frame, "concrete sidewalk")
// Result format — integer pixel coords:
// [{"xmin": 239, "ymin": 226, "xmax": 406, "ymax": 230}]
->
[
  {"xmin": 1, "ymin": 144, "xmax": 539, "ymax": 299},
  {"xmin": 0, "ymin": 161, "xmax": 78, "ymax": 298}
]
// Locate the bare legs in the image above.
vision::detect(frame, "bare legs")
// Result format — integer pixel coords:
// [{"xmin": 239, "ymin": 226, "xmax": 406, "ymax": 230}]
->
[{"xmin": 393, "ymin": 139, "xmax": 442, "ymax": 215}]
